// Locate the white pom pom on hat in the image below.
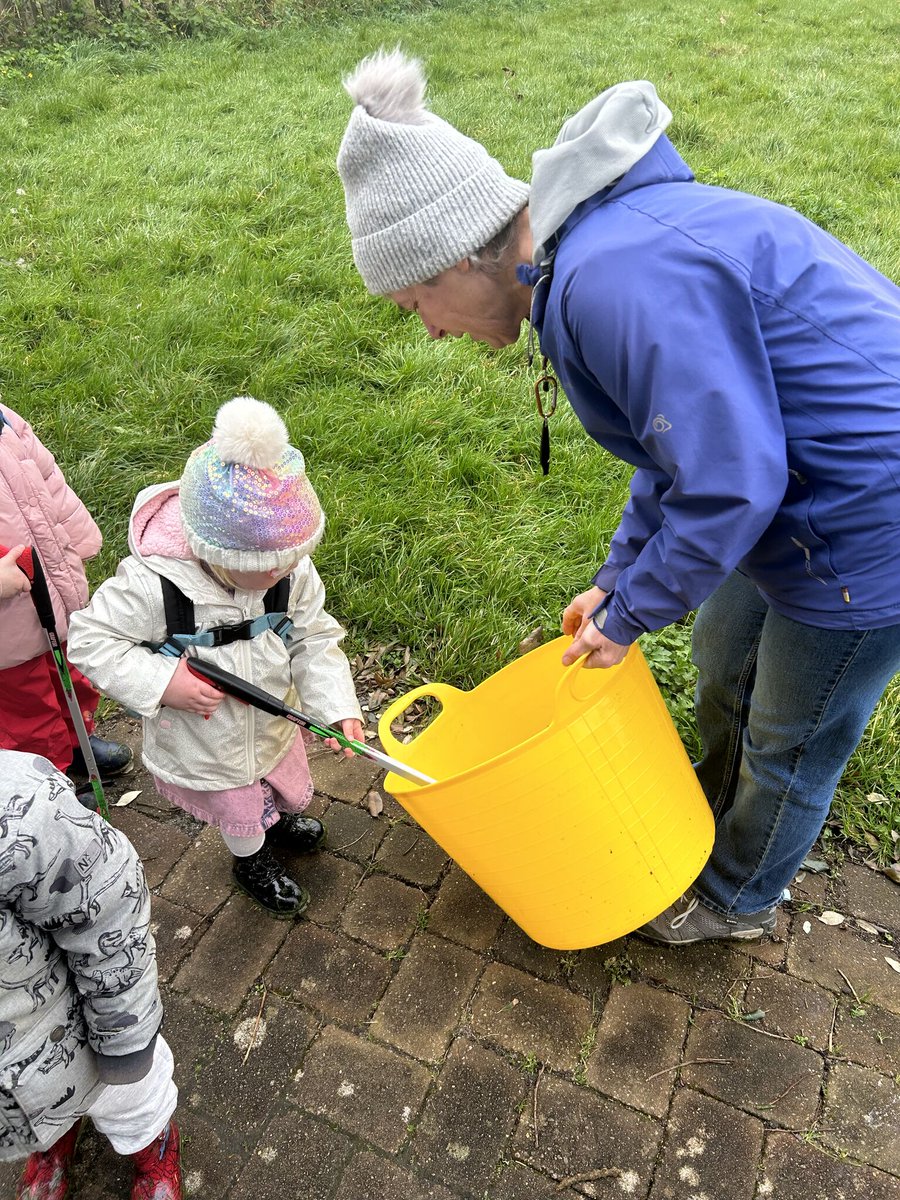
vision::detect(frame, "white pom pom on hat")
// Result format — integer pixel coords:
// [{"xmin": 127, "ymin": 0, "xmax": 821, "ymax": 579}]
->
[
  {"xmin": 212, "ymin": 395, "xmax": 290, "ymax": 469},
  {"xmin": 343, "ymin": 46, "xmax": 429, "ymax": 126}
]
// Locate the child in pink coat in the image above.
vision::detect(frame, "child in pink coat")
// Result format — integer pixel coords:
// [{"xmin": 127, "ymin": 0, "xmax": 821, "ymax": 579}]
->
[{"xmin": 0, "ymin": 403, "xmax": 132, "ymax": 782}]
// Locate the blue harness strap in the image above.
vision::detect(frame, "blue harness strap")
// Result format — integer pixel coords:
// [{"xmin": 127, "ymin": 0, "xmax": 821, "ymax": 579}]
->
[{"xmin": 144, "ymin": 575, "xmax": 293, "ymax": 657}]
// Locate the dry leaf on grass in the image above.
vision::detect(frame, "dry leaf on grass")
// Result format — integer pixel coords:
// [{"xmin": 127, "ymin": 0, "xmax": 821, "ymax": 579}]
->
[
  {"xmin": 517, "ymin": 626, "xmax": 544, "ymax": 655},
  {"xmin": 857, "ymin": 920, "xmax": 880, "ymax": 935},
  {"xmin": 885, "ymin": 958, "xmax": 900, "ymax": 975},
  {"xmin": 880, "ymin": 863, "xmax": 900, "ymax": 885}
]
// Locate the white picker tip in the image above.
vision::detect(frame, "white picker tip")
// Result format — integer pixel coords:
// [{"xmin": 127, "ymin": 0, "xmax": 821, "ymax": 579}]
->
[{"xmin": 212, "ymin": 396, "xmax": 289, "ymax": 468}]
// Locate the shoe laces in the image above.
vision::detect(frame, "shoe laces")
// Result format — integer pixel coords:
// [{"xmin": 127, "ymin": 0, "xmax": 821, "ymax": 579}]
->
[{"xmin": 668, "ymin": 895, "xmax": 699, "ymax": 930}]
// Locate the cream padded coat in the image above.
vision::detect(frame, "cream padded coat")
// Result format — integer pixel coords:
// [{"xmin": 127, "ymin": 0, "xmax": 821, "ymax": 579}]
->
[{"xmin": 67, "ymin": 484, "xmax": 361, "ymax": 790}]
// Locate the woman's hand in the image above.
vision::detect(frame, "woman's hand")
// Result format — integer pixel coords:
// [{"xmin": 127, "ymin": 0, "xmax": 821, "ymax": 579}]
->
[
  {"xmin": 161, "ymin": 657, "xmax": 225, "ymax": 715},
  {"xmin": 560, "ymin": 584, "xmax": 629, "ymax": 670},
  {"xmin": 0, "ymin": 545, "xmax": 31, "ymax": 601},
  {"xmin": 325, "ymin": 717, "xmax": 365, "ymax": 758},
  {"xmin": 561, "ymin": 585, "xmax": 606, "ymax": 637}
]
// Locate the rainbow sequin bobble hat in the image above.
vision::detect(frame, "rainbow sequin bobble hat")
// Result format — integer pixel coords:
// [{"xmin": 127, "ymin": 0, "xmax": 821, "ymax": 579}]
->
[{"xmin": 180, "ymin": 396, "xmax": 325, "ymax": 572}]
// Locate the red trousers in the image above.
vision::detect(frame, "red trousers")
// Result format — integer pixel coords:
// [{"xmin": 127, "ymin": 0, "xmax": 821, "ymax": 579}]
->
[{"xmin": 0, "ymin": 645, "xmax": 98, "ymax": 771}]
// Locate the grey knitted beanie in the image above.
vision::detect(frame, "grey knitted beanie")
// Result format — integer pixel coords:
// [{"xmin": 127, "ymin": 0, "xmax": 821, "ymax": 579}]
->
[{"xmin": 337, "ymin": 48, "xmax": 529, "ymax": 296}]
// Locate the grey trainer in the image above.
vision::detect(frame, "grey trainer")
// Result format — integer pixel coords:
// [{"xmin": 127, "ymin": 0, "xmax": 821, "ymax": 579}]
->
[{"xmin": 638, "ymin": 891, "xmax": 777, "ymax": 945}]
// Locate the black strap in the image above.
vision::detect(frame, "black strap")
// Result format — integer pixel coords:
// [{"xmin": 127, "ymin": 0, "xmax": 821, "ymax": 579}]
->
[
  {"xmin": 264, "ymin": 576, "xmax": 289, "ymax": 616},
  {"xmin": 145, "ymin": 575, "xmax": 293, "ymax": 655},
  {"xmin": 161, "ymin": 576, "xmax": 196, "ymax": 640}
]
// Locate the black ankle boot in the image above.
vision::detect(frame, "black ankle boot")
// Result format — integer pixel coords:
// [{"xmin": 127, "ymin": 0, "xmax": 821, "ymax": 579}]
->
[
  {"xmin": 232, "ymin": 844, "xmax": 310, "ymax": 918},
  {"xmin": 70, "ymin": 736, "xmax": 133, "ymax": 779},
  {"xmin": 266, "ymin": 815, "xmax": 326, "ymax": 854}
]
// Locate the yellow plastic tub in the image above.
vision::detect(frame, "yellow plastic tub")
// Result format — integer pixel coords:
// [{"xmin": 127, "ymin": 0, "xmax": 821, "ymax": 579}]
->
[{"xmin": 378, "ymin": 636, "xmax": 714, "ymax": 950}]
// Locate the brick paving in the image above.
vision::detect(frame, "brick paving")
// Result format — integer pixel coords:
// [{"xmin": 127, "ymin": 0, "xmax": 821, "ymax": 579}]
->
[{"xmin": 3, "ymin": 714, "xmax": 900, "ymax": 1199}]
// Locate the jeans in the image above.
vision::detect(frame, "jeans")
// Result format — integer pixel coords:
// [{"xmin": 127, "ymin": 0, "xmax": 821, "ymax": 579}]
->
[{"xmin": 692, "ymin": 571, "xmax": 900, "ymax": 916}]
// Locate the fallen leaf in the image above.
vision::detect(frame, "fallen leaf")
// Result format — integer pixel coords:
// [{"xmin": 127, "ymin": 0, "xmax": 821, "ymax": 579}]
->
[
  {"xmin": 863, "ymin": 832, "xmax": 881, "ymax": 852},
  {"xmin": 517, "ymin": 626, "xmax": 544, "ymax": 656},
  {"xmin": 800, "ymin": 857, "xmax": 829, "ymax": 874},
  {"xmin": 890, "ymin": 830, "xmax": 898, "ymax": 843},
  {"xmin": 115, "ymin": 790, "xmax": 141, "ymax": 807},
  {"xmin": 857, "ymin": 920, "xmax": 880, "ymax": 935},
  {"xmin": 742, "ymin": 1009, "xmax": 766, "ymax": 1022},
  {"xmin": 885, "ymin": 958, "xmax": 900, "ymax": 975},
  {"xmin": 866, "ymin": 792, "xmax": 889, "ymax": 805},
  {"xmin": 880, "ymin": 864, "xmax": 900, "ymax": 885},
  {"xmin": 802, "ymin": 920, "xmax": 812, "ymax": 934},
  {"xmin": 365, "ymin": 790, "xmax": 383, "ymax": 818},
  {"xmin": 818, "ymin": 911, "xmax": 845, "ymax": 926}
]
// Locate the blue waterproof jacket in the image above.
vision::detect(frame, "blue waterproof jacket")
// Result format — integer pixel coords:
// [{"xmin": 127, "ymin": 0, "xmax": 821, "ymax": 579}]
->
[{"xmin": 525, "ymin": 135, "xmax": 900, "ymax": 644}]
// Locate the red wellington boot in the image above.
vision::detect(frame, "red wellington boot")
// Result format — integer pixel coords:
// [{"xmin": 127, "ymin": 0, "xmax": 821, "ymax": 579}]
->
[
  {"xmin": 130, "ymin": 1120, "xmax": 182, "ymax": 1200},
  {"xmin": 16, "ymin": 1119, "xmax": 83, "ymax": 1200}
]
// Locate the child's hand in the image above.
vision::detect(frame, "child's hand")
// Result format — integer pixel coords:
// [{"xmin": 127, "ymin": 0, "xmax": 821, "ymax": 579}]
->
[
  {"xmin": 161, "ymin": 657, "xmax": 225, "ymax": 716},
  {"xmin": 324, "ymin": 717, "xmax": 365, "ymax": 758},
  {"xmin": 0, "ymin": 545, "xmax": 31, "ymax": 601}
]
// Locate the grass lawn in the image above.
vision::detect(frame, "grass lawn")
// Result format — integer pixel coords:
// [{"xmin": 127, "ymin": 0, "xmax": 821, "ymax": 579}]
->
[{"xmin": 1, "ymin": 0, "xmax": 898, "ymax": 855}]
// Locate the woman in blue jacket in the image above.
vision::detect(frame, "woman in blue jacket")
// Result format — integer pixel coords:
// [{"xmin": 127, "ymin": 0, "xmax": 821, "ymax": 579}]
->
[{"xmin": 337, "ymin": 50, "xmax": 900, "ymax": 944}]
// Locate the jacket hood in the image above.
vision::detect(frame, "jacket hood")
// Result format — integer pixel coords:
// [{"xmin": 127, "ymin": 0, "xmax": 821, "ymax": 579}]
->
[
  {"xmin": 128, "ymin": 483, "xmax": 192, "ymax": 564},
  {"xmin": 529, "ymin": 80, "xmax": 672, "ymax": 262}
]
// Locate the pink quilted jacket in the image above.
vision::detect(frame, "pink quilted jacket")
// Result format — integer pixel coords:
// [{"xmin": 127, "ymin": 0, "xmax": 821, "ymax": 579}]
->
[{"xmin": 0, "ymin": 404, "xmax": 102, "ymax": 668}]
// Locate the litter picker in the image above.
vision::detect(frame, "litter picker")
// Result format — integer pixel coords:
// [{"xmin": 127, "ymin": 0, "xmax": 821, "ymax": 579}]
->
[
  {"xmin": 2, "ymin": 544, "xmax": 110, "ymax": 820},
  {"xmin": 186, "ymin": 656, "xmax": 435, "ymax": 787}
]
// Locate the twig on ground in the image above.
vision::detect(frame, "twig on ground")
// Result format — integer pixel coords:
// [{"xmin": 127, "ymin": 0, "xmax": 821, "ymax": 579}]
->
[
  {"xmin": 554, "ymin": 1168, "xmax": 622, "ymax": 1192},
  {"xmin": 332, "ymin": 831, "xmax": 368, "ymax": 852},
  {"xmin": 733, "ymin": 1021, "xmax": 793, "ymax": 1043},
  {"xmin": 533, "ymin": 1064, "xmax": 543, "ymax": 1149},
  {"xmin": 828, "ymin": 1002, "xmax": 838, "ymax": 1055},
  {"xmin": 837, "ymin": 969, "xmax": 861, "ymax": 1005},
  {"xmin": 242, "ymin": 987, "xmax": 267, "ymax": 1066},
  {"xmin": 758, "ymin": 1075, "xmax": 804, "ymax": 1110},
  {"xmin": 645, "ymin": 1057, "xmax": 733, "ymax": 1082}
]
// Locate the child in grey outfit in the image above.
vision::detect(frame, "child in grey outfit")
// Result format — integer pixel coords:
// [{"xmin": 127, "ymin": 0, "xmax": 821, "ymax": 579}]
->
[{"xmin": 0, "ymin": 750, "xmax": 181, "ymax": 1199}]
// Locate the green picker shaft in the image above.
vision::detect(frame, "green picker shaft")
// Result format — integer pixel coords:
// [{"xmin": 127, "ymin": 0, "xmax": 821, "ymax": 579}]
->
[
  {"xmin": 186, "ymin": 657, "xmax": 436, "ymax": 788},
  {"xmin": 7, "ymin": 544, "xmax": 110, "ymax": 820}
]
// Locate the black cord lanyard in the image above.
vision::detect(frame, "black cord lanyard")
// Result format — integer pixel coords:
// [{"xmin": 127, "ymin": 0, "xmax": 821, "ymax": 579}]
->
[{"xmin": 526, "ymin": 254, "xmax": 559, "ymax": 476}]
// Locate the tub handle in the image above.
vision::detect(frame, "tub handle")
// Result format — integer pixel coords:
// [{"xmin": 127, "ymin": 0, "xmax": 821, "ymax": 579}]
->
[
  {"xmin": 551, "ymin": 644, "xmax": 635, "ymax": 727},
  {"xmin": 378, "ymin": 682, "xmax": 465, "ymax": 760}
]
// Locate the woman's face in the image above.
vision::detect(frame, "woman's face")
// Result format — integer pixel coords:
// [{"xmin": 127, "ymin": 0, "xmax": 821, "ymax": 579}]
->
[{"xmin": 390, "ymin": 259, "xmax": 531, "ymax": 349}]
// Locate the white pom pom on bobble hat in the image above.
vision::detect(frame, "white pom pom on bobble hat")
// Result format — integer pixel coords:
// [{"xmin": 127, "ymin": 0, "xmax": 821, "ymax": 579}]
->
[{"xmin": 180, "ymin": 396, "xmax": 325, "ymax": 572}]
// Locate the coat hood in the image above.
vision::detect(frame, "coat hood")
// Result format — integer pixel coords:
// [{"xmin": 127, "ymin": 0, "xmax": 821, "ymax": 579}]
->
[
  {"xmin": 529, "ymin": 80, "xmax": 672, "ymax": 262},
  {"xmin": 128, "ymin": 483, "xmax": 191, "ymax": 562}
]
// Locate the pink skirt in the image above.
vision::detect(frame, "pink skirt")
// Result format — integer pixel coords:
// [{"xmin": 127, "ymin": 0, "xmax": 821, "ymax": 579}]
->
[{"xmin": 152, "ymin": 731, "xmax": 313, "ymax": 837}]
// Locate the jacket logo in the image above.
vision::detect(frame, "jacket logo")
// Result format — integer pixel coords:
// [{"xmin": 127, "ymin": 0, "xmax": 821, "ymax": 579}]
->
[{"xmin": 652, "ymin": 415, "xmax": 672, "ymax": 434}]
